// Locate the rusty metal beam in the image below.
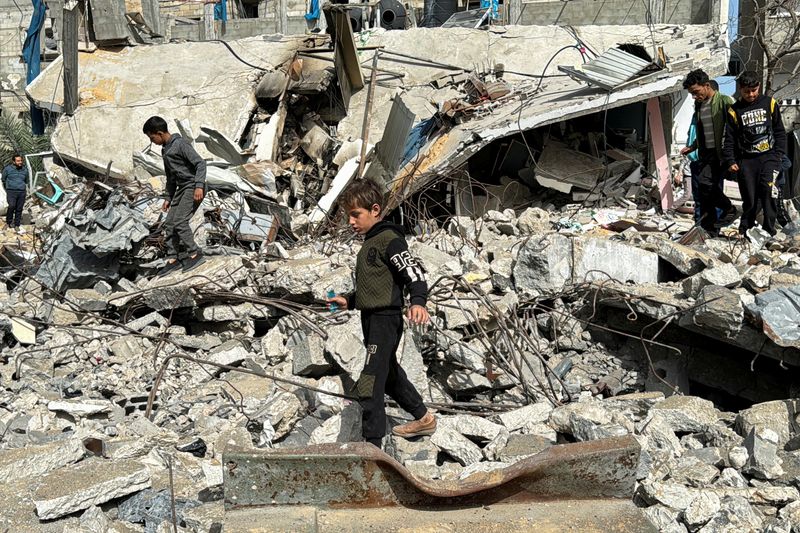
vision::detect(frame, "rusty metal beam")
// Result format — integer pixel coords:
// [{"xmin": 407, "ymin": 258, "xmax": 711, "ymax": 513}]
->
[{"xmin": 223, "ymin": 436, "xmax": 640, "ymax": 509}]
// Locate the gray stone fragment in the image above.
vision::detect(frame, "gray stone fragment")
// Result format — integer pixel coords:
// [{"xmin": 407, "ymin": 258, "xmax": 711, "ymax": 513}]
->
[
  {"xmin": 513, "ymin": 234, "xmax": 572, "ymax": 295},
  {"xmin": 431, "ymin": 426, "xmax": 483, "ymax": 466},
  {"xmin": 47, "ymin": 399, "xmax": 113, "ymax": 417},
  {"xmin": 324, "ymin": 313, "xmax": 367, "ymax": 381},
  {"xmin": 444, "ymin": 336, "xmax": 486, "ymax": 374},
  {"xmin": 697, "ymin": 496, "xmax": 762, "ymax": 532},
  {"xmin": 572, "ymin": 238, "xmax": 660, "ymax": 285},
  {"xmin": 490, "ymin": 253, "xmax": 514, "ymax": 292},
  {"xmin": 498, "ymin": 402, "xmax": 553, "ymax": 432},
  {"xmin": 728, "ymin": 446, "xmax": 748, "ymax": 469},
  {"xmin": 308, "ymin": 403, "xmax": 362, "ymax": 445},
  {"xmin": 735, "ymin": 400, "xmax": 800, "ymax": 449},
  {"xmin": 649, "ymin": 396, "xmax": 719, "ymax": 433},
  {"xmin": 125, "ymin": 311, "xmax": 169, "ymax": 332},
  {"xmin": 117, "ymin": 488, "xmax": 201, "ymax": 533},
  {"xmin": 288, "ymin": 329, "xmax": 331, "ymax": 378},
  {"xmin": 517, "ymin": 207, "xmax": 550, "ymax": 235},
  {"xmin": 65, "ymin": 288, "xmax": 108, "ymax": 312},
  {"xmin": 778, "ymin": 500, "xmax": 800, "ymax": 531},
  {"xmin": 498, "ymin": 434, "xmax": 552, "ymax": 463},
  {"xmin": 683, "ymin": 263, "xmax": 742, "ymax": 298},
  {"xmin": 458, "ymin": 461, "xmax": 509, "ymax": 480},
  {"xmin": 684, "ymin": 492, "xmax": 720, "ymax": 530},
  {"xmin": 715, "ymin": 467, "xmax": 748, "ymax": 488},
  {"xmin": 33, "ymin": 459, "xmax": 151, "ymax": 520},
  {"xmin": 446, "ymin": 371, "xmax": 491, "ymax": 394},
  {"xmin": 638, "ymin": 480, "xmax": 695, "ymax": 510},
  {"xmin": 170, "ymin": 333, "xmax": 222, "ymax": 351},
  {"xmin": 640, "ymin": 414, "xmax": 683, "ymax": 459},
  {"xmin": 670, "ymin": 456, "xmax": 719, "ymax": 486},
  {"xmin": 685, "ymin": 446, "xmax": 725, "ymax": 468},
  {"xmin": 143, "ymin": 286, "xmax": 195, "ymax": 311},
  {"xmin": 409, "ymin": 241, "xmax": 463, "ymax": 278},
  {"xmin": 642, "ymin": 237, "xmax": 712, "ymax": 276},
  {"xmin": 644, "ymin": 505, "xmax": 686, "ymax": 533},
  {"xmin": 0, "ymin": 438, "xmax": 85, "ymax": 483},
  {"xmin": 688, "ymin": 285, "xmax": 744, "ymax": 338},
  {"xmin": 744, "ymin": 427, "xmax": 784, "ymax": 480}
]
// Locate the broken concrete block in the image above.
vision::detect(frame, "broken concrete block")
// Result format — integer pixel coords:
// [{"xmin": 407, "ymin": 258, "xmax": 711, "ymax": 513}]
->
[
  {"xmin": 125, "ymin": 311, "xmax": 168, "ymax": 332},
  {"xmin": 642, "ymin": 237, "xmax": 712, "ymax": 276},
  {"xmin": 143, "ymin": 285, "xmax": 196, "ymax": 311},
  {"xmin": 715, "ymin": 467, "xmax": 748, "ymax": 488},
  {"xmin": 65, "ymin": 288, "xmax": 108, "ymax": 312},
  {"xmin": 640, "ymin": 414, "xmax": 683, "ymax": 459},
  {"xmin": 10, "ymin": 317, "xmax": 36, "ymax": 345},
  {"xmin": 649, "ymin": 396, "xmax": 719, "ymax": 433},
  {"xmin": 497, "ymin": 434, "xmax": 552, "ymax": 463},
  {"xmin": 572, "ymin": 238, "xmax": 660, "ymax": 286},
  {"xmin": 261, "ymin": 390, "xmax": 304, "ymax": 440},
  {"xmin": 288, "ymin": 329, "xmax": 331, "ymax": 378},
  {"xmin": 744, "ymin": 427, "xmax": 784, "ymax": 480},
  {"xmin": 459, "ymin": 461, "xmax": 510, "ymax": 480},
  {"xmin": 47, "ymin": 399, "xmax": 113, "ymax": 417},
  {"xmin": 513, "ymin": 234, "xmax": 572, "ymax": 294},
  {"xmin": 308, "ymin": 403, "xmax": 362, "ymax": 445},
  {"xmin": 688, "ymin": 285, "xmax": 744, "ymax": 337},
  {"xmin": 261, "ymin": 325, "xmax": 287, "ymax": 364},
  {"xmin": 682, "ymin": 263, "xmax": 742, "ymax": 298},
  {"xmin": 490, "ymin": 253, "xmax": 514, "ymax": 292},
  {"xmin": 670, "ymin": 456, "xmax": 719, "ymax": 486},
  {"xmin": 683, "ymin": 491, "xmax": 720, "ymax": 530},
  {"xmin": 0, "ymin": 438, "xmax": 85, "ymax": 483},
  {"xmin": 699, "ymin": 495, "xmax": 762, "ymax": 531},
  {"xmin": 638, "ymin": 480, "xmax": 696, "ymax": 510},
  {"xmin": 498, "ymin": 402, "xmax": 553, "ymax": 433},
  {"xmin": 324, "ymin": 314, "xmax": 367, "ymax": 381},
  {"xmin": 33, "ymin": 458, "xmax": 151, "ymax": 520},
  {"xmin": 643, "ymin": 505, "xmax": 684, "ymax": 533},
  {"xmin": 517, "ymin": 207, "xmax": 550, "ymax": 235},
  {"xmin": 409, "ymin": 241, "xmax": 463, "ymax": 278},
  {"xmin": 397, "ymin": 330, "xmax": 432, "ymax": 403},
  {"xmin": 735, "ymin": 399, "xmax": 800, "ymax": 449},
  {"xmin": 312, "ymin": 266, "xmax": 354, "ymax": 299},
  {"xmin": 270, "ymin": 258, "xmax": 343, "ymax": 296},
  {"xmin": 685, "ymin": 446, "xmax": 725, "ymax": 468},
  {"xmin": 439, "ymin": 415, "xmax": 506, "ymax": 443},
  {"xmin": 431, "ymin": 426, "xmax": 483, "ymax": 466},
  {"xmin": 446, "ymin": 370, "xmax": 491, "ymax": 394}
]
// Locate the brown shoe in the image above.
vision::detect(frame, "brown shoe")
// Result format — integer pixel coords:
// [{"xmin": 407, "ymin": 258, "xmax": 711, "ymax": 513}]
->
[{"xmin": 392, "ymin": 411, "xmax": 436, "ymax": 438}]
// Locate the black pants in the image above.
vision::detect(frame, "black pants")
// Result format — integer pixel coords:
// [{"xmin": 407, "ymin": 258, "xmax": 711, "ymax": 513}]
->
[
  {"xmin": 5, "ymin": 189, "xmax": 25, "ymax": 227},
  {"xmin": 163, "ymin": 186, "xmax": 200, "ymax": 260},
  {"xmin": 357, "ymin": 312, "xmax": 426, "ymax": 441},
  {"xmin": 738, "ymin": 153, "xmax": 780, "ymax": 236},
  {"xmin": 697, "ymin": 156, "xmax": 732, "ymax": 232}
]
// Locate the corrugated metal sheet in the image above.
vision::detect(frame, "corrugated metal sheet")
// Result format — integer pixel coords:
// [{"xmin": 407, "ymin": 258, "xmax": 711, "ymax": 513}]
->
[{"xmin": 559, "ymin": 48, "xmax": 658, "ymax": 91}]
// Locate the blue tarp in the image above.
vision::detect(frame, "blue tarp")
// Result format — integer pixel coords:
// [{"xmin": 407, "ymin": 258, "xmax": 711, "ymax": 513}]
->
[
  {"xmin": 22, "ymin": 0, "xmax": 46, "ymax": 135},
  {"xmin": 480, "ymin": 0, "xmax": 499, "ymax": 19},
  {"xmin": 305, "ymin": 0, "xmax": 320, "ymax": 21},
  {"xmin": 400, "ymin": 117, "xmax": 437, "ymax": 168},
  {"xmin": 214, "ymin": 0, "xmax": 227, "ymax": 22}
]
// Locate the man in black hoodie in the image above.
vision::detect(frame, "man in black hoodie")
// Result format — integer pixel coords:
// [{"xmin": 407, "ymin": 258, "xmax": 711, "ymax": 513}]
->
[
  {"xmin": 327, "ymin": 179, "xmax": 436, "ymax": 448},
  {"xmin": 143, "ymin": 116, "xmax": 207, "ymax": 274},
  {"xmin": 722, "ymin": 71, "xmax": 787, "ymax": 236}
]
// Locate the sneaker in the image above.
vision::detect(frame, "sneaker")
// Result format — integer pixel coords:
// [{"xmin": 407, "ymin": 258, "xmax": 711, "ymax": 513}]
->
[
  {"xmin": 715, "ymin": 206, "xmax": 738, "ymax": 229},
  {"xmin": 392, "ymin": 411, "xmax": 436, "ymax": 439},
  {"xmin": 182, "ymin": 253, "xmax": 206, "ymax": 272},
  {"xmin": 157, "ymin": 259, "xmax": 182, "ymax": 276}
]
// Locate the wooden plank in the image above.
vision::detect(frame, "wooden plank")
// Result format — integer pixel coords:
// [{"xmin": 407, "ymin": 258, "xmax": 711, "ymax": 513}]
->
[
  {"xmin": 647, "ymin": 97, "xmax": 674, "ymax": 211},
  {"xmin": 63, "ymin": 2, "xmax": 80, "ymax": 115}
]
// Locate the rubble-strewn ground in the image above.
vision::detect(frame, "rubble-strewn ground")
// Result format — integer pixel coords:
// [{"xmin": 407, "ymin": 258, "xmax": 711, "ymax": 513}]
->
[{"xmin": 2, "ymin": 184, "xmax": 800, "ymax": 530}]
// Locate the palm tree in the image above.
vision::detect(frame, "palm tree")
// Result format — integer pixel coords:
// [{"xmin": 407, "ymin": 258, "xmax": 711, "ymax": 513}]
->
[{"xmin": 0, "ymin": 112, "xmax": 51, "ymax": 168}]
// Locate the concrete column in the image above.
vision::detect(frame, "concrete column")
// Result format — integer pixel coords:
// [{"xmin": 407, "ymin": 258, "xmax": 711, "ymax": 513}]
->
[
  {"xmin": 203, "ymin": 2, "xmax": 218, "ymax": 40},
  {"xmin": 63, "ymin": 2, "xmax": 80, "ymax": 115}
]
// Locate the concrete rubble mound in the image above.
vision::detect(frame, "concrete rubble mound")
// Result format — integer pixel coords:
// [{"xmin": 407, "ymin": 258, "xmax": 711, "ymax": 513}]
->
[{"xmin": 1, "ymin": 9, "xmax": 800, "ymax": 532}]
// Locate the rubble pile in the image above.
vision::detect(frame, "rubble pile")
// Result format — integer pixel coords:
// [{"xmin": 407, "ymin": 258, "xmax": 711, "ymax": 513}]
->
[{"xmin": 2, "ymin": 181, "xmax": 800, "ymax": 529}]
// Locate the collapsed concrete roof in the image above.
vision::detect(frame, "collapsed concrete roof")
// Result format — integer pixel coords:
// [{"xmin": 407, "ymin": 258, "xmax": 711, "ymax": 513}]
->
[
  {"xmin": 26, "ymin": 37, "xmax": 303, "ymax": 177},
  {"xmin": 329, "ymin": 24, "xmax": 729, "ymax": 203}
]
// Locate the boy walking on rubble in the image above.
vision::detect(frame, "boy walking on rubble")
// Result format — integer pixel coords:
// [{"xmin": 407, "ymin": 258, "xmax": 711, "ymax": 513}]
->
[
  {"xmin": 327, "ymin": 179, "xmax": 436, "ymax": 448},
  {"xmin": 680, "ymin": 69, "xmax": 737, "ymax": 235},
  {"xmin": 143, "ymin": 116, "xmax": 207, "ymax": 275},
  {"xmin": 722, "ymin": 71, "xmax": 787, "ymax": 236}
]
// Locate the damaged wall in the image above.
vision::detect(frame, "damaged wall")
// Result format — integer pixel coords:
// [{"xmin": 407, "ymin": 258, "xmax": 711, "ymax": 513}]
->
[
  {"xmin": 0, "ymin": 0, "xmax": 35, "ymax": 115},
  {"xmin": 515, "ymin": 0, "xmax": 725, "ymax": 25}
]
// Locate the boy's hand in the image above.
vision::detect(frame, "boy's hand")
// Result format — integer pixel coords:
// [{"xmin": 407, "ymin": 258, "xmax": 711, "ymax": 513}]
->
[
  {"xmin": 729, "ymin": 163, "xmax": 740, "ymax": 173},
  {"xmin": 162, "ymin": 199, "xmax": 170, "ymax": 211},
  {"xmin": 407, "ymin": 305, "xmax": 429, "ymax": 325},
  {"xmin": 193, "ymin": 187, "xmax": 205, "ymax": 202},
  {"xmin": 326, "ymin": 295, "xmax": 348, "ymax": 310},
  {"xmin": 680, "ymin": 146, "xmax": 694, "ymax": 156}
]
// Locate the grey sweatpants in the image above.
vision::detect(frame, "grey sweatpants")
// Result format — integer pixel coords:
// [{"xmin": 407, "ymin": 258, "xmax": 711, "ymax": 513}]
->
[{"xmin": 164, "ymin": 186, "xmax": 200, "ymax": 261}]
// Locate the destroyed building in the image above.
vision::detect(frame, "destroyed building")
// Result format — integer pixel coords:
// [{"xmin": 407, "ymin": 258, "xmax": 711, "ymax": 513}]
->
[{"xmin": 3, "ymin": 0, "xmax": 800, "ymax": 530}]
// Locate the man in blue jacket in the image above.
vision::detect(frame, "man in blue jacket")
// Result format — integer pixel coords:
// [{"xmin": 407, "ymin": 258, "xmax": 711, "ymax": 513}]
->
[{"xmin": 2, "ymin": 154, "xmax": 28, "ymax": 232}]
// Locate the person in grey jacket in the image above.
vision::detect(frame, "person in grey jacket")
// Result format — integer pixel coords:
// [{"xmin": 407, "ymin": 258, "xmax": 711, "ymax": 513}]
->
[
  {"xmin": 2, "ymin": 154, "xmax": 28, "ymax": 232},
  {"xmin": 143, "ymin": 116, "xmax": 207, "ymax": 275}
]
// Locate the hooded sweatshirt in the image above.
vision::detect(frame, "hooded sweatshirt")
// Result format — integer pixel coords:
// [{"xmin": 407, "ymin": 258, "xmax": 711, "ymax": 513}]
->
[{"xmin": 350, "ymin": 220, "xmax": 427, "ymax": 313}]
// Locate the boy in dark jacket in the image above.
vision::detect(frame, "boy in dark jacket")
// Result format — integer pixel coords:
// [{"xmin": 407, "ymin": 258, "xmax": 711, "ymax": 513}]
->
[
  {"xmin": 722, "ymin": 71, "xmax": 787, "ymax": 236},
  {"xmin": 2, "ymin": 154, "xmax": 28, "ymax": 232},
  {"xmin": 328, "ymin": 179, "xmax": 436, "ymax": 447},
  {"xmin": 143, "ymin": 116, "xmax": 207, "ymax": 274}
]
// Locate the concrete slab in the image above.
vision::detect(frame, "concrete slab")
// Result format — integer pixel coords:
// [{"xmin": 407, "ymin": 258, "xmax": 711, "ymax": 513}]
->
[
  {"xmin": 27, "ymin": 38, "xmax": 302, "ymax": 177},
  {"xmin": 223, "ymin": 500, "xmax": 656, "ymax": 532}
]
